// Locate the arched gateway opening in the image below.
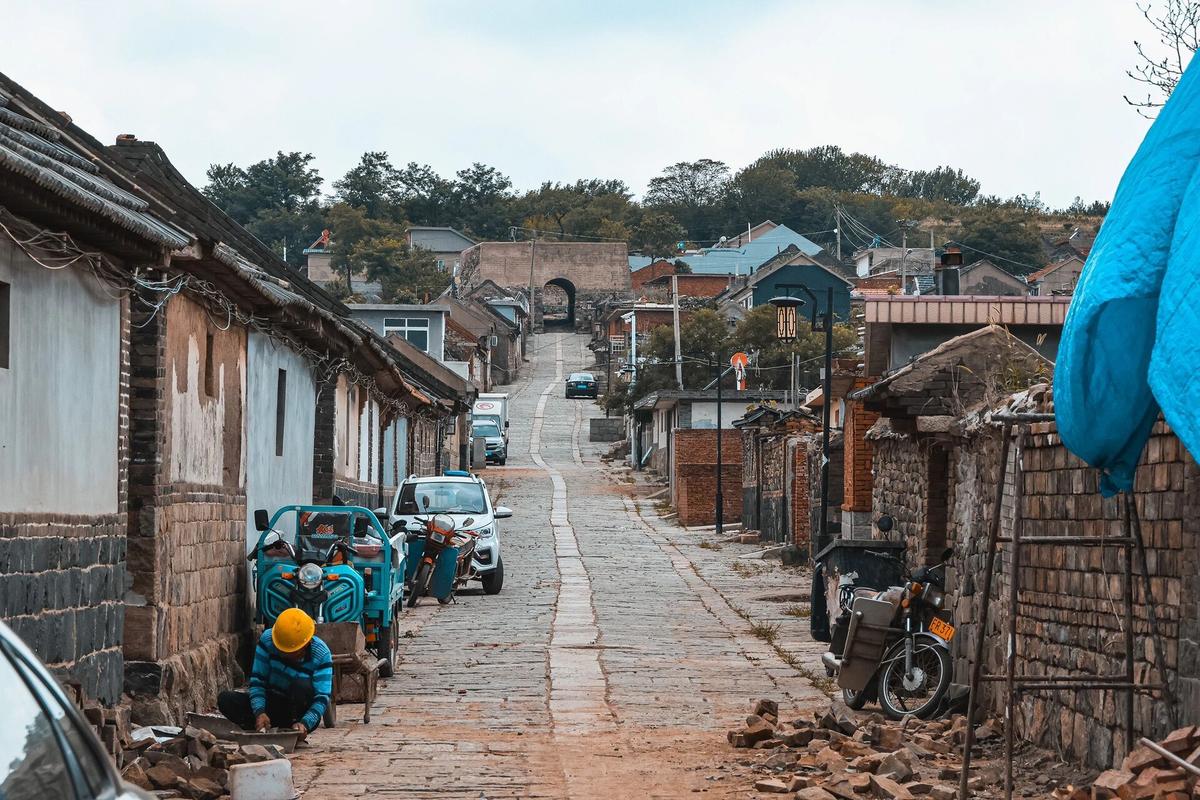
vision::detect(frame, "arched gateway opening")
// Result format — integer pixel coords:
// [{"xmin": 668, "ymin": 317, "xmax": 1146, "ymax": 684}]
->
[{"xmin": 541, "ymin": 277, "xmax": 576, "ymax": 330}]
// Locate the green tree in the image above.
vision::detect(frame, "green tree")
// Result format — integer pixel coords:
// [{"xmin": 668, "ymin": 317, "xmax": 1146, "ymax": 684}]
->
[
  {"xmin": 333, "ymin": 151, "xmax": 403, "ymax": 220},
  {"xmin": 892, "ymin": 165, "xmax": 981, "ymax": 205},
  {"xmin": 644, "ymin": 159, "xmax": 731, "ymax": 243},
  {"xmin": 633, "ymin": 211, "xmax": 686, "ymax": 258},
  {"xmin": 730, "ymin": 306, "xmax": 859, "ymax": 390},
  {"xmin": 451, "ymin": 162, "xmax": 516, "ymax": 239},
  {"xmin": 395, "ymin": 162, "xmax": 454, "ymax": 226},
  {"xmin": 202, "ymin": 151, "xmax": 324, "ymax": 268},
  {"xmin": 957, "ymin": 207, "xmax": 1046, "ymax": 275},
  {"xmin": 354, "ymin": 239, "xmax": 448, "ymax": 302},
  {"xmin": 728, "ymin": 163, "xmax": 798, "ymax": 228}
]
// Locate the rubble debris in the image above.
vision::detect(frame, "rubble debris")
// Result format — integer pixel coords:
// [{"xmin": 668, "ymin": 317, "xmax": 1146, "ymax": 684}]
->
[
  {"xmin": 727, "ymin": 698, "xmax": 1095, "ymax": 799},
  {"xmin": 1061, "ymin": 727, "xmax": 1200, "ymax": 800},
  {"xmin": 115, "ymin": 714, "xmax": 294, "ymax": 799}
]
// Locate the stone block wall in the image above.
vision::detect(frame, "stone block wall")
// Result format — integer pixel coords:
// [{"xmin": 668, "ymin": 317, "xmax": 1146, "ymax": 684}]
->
[
  {"xmin": 808, "ymin": 433, "xmax": 844, "ymax": 546},
  {"xmin": 949, "ymin": 419, "xmax": 1195, "ymax": 767},
  {"xmin": 869, "ymin": 402, "xmax": 1200, "ymax": 768},
  {"xmin": 672, "ymin": 429, "xmax": 743, "ymax": 527},
  {"xmin": 741, "ymin": 431, "xmax": 759, "ymax": 531}
]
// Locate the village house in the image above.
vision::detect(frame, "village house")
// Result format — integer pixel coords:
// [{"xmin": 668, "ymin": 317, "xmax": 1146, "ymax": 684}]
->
[
  {"xmin": 630, "ymin": 258, "xmax": 678, "ymax": 291},
  {"xmin": 715, "ymin": 244, "xmax": 854, "ymax": 320},
  {"xmin": 442, "ymin": 296, "xmax": 521, "ymax": 387},
  {"xmin": 407, "ymin": 225, "xmax": 475, "ymax": 273},
  {"xmin": 0, "ymin": 74, "xmax": 192, "ymax": 705},
  {"xmin": 1026, "ymin": 254, "xmax": 1086, "ymax": 295},
  {"xmin": 0, "ymin": 73, "xmax": 476, "ymax": 724},
  {"xmin": 112, "ymin": 136, "xmax": 471, "ymax": 718},
  {"xmin": 633, "ymin": 389, "xmax": 786, "ymax": 526},
  {"xmin": 347, "ymin": 302, "xmax": 450, "ymax": 358},
  {"xmin": 733, "ymin": 407, "xmax": 831, "ymax": 549},
  {"xmin": 641, "ymin": 271, "xmax": 733, "ymax": 299},
  {"xmin": 844, "ymin": 321, "xmax": 1200, "ymax": 769}
]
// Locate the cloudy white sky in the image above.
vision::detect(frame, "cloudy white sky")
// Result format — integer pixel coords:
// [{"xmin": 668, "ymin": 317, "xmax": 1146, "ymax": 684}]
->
[{"xmin": 2, "ymin": 0, "xmax": 1168, "ymax": 208}]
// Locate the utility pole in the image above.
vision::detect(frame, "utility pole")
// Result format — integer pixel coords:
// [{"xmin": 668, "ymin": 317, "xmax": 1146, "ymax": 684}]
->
[
  {"xmin": 528, "ymin": 236, "xmax": 536, "ymax": 332},
  {"xmin": 817, "ymin": 287, "xmax": 834, "ymax": 553},
  {"xmin": 835, "ymin": 207, "xmax": 842, "ymax": 262},
  {"xmin": 672, "ymin": 275, "xmax": 684, "ymax": 390},
  {"xmin": 715, "ymin": 353, "xmax": 724, "ymax": 535}
]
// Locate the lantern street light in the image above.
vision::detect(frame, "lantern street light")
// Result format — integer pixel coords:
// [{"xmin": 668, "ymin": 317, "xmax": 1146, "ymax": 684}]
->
[{"xmin": 769, "ymin": 286, "xmax": 836, "ymax": 556}]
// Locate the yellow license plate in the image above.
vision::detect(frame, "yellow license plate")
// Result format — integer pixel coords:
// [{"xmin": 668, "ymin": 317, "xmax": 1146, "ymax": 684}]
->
[{"xmin": 930, "ymin": 618, "xmax": 956, "ymax": 641}]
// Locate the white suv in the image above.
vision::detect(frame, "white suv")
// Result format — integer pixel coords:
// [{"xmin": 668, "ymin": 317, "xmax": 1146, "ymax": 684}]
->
[{"xmin": 387, "ymin": 471, "xmax": 509, "ymax": 595}]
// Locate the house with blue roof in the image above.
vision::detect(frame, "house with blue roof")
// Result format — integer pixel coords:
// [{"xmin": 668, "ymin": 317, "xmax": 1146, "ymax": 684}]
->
[{"xmin": 627, "ymin": 221, "xmax": 825, "ymax": 276}]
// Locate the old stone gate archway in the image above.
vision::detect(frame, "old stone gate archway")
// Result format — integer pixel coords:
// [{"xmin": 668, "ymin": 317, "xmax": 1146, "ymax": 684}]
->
[{"xmin": 541, "ymin": 277, "xmax": 576, "ymax": 330}]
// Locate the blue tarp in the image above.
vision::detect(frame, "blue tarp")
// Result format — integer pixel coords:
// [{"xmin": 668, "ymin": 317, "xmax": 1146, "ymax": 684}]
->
[{"xmin": 1054, "ymin": 60, "xmax": 1200, "ymax": 495}]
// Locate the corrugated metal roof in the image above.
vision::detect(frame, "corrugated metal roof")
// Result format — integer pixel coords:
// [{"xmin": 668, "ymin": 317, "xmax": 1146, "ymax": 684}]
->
[{"xmin": 640, "ymin": 225, "xmax": 824, "ymax": 276}]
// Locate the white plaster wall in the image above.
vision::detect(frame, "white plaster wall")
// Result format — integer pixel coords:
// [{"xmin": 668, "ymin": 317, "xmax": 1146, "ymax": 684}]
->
[
  {"xmin": 690, "ymin": 401, "xmax": 753, "ymax": 429},
  {"xmin": 169, "ymin": 334, "xmax": 234, "ymax": 485},
  {"xmin": 0, "ymin": 241, "xmax": 120, "ymax": 513},
  {"xmin": 244, "ymin": 332, "xmax": 316, "ymax": 549}
]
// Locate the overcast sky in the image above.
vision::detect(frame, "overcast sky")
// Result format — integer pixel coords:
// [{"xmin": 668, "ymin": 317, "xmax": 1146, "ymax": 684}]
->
[{"xmin": 2, "ymin": 0, "xmax": 1168, "ymax": 208}]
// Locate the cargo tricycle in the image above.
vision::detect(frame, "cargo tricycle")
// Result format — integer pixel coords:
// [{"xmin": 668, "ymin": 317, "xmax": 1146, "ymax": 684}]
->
[{"xmin": 250, "ymin": 504, "xmax": 405, "ymax": 677}]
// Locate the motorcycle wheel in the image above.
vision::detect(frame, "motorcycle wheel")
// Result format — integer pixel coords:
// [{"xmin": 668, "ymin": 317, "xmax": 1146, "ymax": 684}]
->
[
  {"xmin": 408, "ymin": 561, "xmax": 433, "ymax": 608},
  {"xmin": 842, "ymin": 686, "xmax": 870, "ymax": 710},
  {"xmin": 876, "ymin": 639, "xmax": 951, "ymax": 720},
  {"xmin": 376, "ymin": 624, "xmax": 395, "ymax": 678}
]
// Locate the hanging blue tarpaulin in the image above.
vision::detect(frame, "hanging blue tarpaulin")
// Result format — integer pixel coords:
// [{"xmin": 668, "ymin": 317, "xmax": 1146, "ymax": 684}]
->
[{"xmin": 1055, "ymin": 60, "xmax": 1200, "ymax": 496}]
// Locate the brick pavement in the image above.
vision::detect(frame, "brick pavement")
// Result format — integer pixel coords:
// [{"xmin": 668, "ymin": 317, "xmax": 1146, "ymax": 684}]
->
[{"xmin": 291, "ymin": 333, "xmax": 830, "ymax": 799}]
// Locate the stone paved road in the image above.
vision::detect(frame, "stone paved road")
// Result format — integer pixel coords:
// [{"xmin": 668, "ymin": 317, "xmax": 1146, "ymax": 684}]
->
[{"xmin": 291, "ymin": 333, "xmax": 829, "ymax": 798}]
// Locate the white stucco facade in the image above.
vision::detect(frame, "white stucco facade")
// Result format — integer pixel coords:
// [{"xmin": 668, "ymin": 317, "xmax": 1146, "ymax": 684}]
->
[
  {"xmin": 0, "ymin": 241, "xmax": 120, "ymax": 514},
  {"xmin": 243, "ymin": 332, "xmax": 317, "ymax": 547}
]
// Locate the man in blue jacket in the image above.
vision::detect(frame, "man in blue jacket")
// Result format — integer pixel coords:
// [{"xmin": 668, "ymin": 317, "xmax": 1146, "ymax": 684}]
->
[{"xmin": 217, "ymin": 608, "xmax": 333, "ymax": 740}]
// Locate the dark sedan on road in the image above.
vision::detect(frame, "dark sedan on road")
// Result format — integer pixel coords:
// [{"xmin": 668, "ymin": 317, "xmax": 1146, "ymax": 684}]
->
[{"xmin": 565, "ymin": 372, "xmax": 598, "ymax": 399}]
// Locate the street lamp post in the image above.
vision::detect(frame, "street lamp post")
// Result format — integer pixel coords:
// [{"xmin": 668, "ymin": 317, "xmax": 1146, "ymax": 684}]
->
[{"xmin": 769, "ymin": 286, "xmax": 836, "ymax": 554}]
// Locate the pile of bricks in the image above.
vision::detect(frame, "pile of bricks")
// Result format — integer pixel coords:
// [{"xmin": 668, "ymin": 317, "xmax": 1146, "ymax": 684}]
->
[
  {"xmin": 119, "ymin": 725, "xmax": 289, "ymax": 800},
  {"xmin": 1073, "ymin": 726, "xmax": 1200, "ymax": 799},
  {"xmin": 727, "ymin": 699, "xmax": 1088, "ymax": 798}
]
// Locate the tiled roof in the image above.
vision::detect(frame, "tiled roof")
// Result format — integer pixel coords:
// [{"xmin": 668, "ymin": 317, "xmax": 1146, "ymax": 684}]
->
[
  {"xmin": 1026, "ymin": 255, "xmax": 1084, "ymax": 283},
  {"xmin": 0, "ymin": 74, "xmax": 189, "ymax": 252}
]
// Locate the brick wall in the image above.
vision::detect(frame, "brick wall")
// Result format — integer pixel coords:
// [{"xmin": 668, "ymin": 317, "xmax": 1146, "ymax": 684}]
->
[
  {"xmin": 631, "ymin": 260, "xmax": 675, "ymax": 291},
  {"xmin": 672, "ymin": 429, "xmax": 743, "ymax": 527},
  {"xmin": 312, "ymin": 375, "xmax": 337, "ymax": 503},
  {"xmin": 807, "ymin": 433, "xmax": 844, "ymax": 547},
  {"xmin": 869, "ymin": 402, "xmax": 1200, "ymax": 768},
  {"xmin": 125, "ymin": 294, "xmax": 248, "ymax": 722},
  {"xmin": 843, "ymin": 396, "xmax": 879, "ymax": 513},
  {"xmin": 475, "ymin": 241, "xmax": 631, "ymax": 292},
  {"xmin": 951, "ymin": 419, "xmax": 1197, "ymax": 767}
]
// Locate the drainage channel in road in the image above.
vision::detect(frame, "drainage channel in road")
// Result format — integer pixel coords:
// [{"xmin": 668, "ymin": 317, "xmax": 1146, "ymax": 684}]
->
[{"xmin": 529, "ymin": 333, "xmax": 615, "ymax": 735}]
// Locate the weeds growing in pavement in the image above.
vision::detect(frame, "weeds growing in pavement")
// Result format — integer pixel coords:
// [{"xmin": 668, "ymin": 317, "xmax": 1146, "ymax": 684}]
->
[
  {"xmin": 782, "ymin": 604, "xmax": 811, "ymax": 618},
  {"xmin": 731, "ymin": 561, "xmax": 770, "ymax": 578},
  {"xmin": 750, "ymin": 621, "xmax": 780, "ymax": 643},
  {"xmin": 699, "ymin": 540, "xmax": 721, "ymax": 550}
]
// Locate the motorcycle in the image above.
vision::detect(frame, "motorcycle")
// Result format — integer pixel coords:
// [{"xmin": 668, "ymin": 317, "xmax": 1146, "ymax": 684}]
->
[
  {"xmin": 821, "ymin": 547, "xmax": 956, "ymax": 720},
  {"xmin": 404, "ymin": 514, "xmax": 480, "ymax": 607}
]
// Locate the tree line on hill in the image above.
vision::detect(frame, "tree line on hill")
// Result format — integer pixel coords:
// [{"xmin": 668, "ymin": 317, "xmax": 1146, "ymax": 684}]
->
[{"xmin": 201, "ymin": 145, "xmax": 1108, "ymax": 300}]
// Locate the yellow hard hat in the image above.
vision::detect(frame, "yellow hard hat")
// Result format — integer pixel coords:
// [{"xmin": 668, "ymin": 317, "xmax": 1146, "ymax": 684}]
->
[{"xmin": 272, "ymin": 608, "xmax": 315, "ymax": 653}]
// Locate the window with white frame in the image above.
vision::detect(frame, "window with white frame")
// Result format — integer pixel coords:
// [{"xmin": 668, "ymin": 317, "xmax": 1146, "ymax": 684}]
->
[
  {"xmin": 383, "ymin": 317, "xmax": 431, "ymax": 351},
  {"xmin": 436, "ymin": 259, "xmax": 446, "ymax": 271}
]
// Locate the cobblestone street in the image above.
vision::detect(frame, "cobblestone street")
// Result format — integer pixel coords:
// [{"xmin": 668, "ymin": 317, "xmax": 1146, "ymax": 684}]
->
[{"xmin": 291, "ymin": 333, "xmax": 830, "ymax": 798}]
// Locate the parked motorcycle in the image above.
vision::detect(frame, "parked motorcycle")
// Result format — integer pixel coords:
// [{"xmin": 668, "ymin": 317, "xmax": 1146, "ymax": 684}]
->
[
  {"xmin": 405, "ymin": 514, "xmax": 480, "ymax": 607},
  {"xmin": 821, "ymin": 547, "xmax": 956, "ymax": 720}
]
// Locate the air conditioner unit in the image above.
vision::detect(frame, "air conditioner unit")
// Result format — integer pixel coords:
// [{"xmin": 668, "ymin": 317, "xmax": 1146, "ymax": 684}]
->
[{"xmin": 488, "ymin": 334, "xmax": 499, "ymax": 347}]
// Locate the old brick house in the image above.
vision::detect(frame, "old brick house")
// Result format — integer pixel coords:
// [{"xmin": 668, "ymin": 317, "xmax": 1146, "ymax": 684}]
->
[
  {"xmin": 850, "ymin": 324, "xmax": 1200, "ymax": 768},
  {"xmin": 734, "ymin": 408, "xmax": 829, "ymax": 548},
  {"xmin": 0, "ymin": 74, "xmax": 191, "ymax": 704}
]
